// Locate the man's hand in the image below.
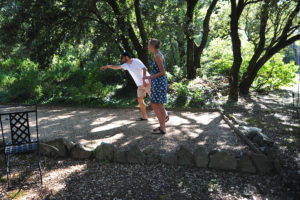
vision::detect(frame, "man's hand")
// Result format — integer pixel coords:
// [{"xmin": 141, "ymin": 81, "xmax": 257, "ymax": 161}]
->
[
  {"xmin": 143, "ymin": 76, "xmax": 151, "ymax": 80},
  {"xmin": 143, "ymin": 81, "xmax": 148, "ymax": 87},
  {"xmin": 100, "ymin": 66, "xmax": 108, "ymax": 71}
]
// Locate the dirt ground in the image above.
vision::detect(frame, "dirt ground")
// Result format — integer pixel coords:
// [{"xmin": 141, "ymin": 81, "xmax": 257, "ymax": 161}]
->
[
  {"xmin": 1, "ymin": 86, "xmax": 299, "ymax": 199},
  {"xmin": 1, "ymin": 106, "xmax": 249, "ymax": 154},
  {"xmin": 0, "ymin": 158, "xmax": 293, "ymax": 200}
]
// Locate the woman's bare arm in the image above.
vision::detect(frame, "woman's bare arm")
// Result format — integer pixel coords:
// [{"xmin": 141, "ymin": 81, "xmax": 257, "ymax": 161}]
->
[{"xmin": 144, "ymin": 55, "xmax": 165, "ymax": 79}]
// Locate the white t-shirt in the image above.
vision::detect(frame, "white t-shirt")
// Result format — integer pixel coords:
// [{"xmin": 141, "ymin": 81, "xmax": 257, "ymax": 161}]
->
[{"xmin": 121, "ymin": 58, "xmax": 150, "ymax": 86}]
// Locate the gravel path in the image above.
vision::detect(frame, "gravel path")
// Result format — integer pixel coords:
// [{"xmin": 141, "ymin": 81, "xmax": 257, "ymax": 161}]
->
[
  {"xmin": 0, "ymin": 106, "xmax": 249, "ymax": 154},
  {"xmin": 0, "ymin": 157, "xmax": 295, "ymax": 200}
]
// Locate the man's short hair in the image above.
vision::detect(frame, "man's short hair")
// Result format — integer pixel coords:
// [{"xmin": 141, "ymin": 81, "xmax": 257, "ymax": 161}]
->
[{"xmin": 122, "ymin": 51, "xmax": 132, "ymax": 58}]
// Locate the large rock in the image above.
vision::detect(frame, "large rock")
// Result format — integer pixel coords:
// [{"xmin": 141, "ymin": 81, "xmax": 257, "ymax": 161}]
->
[
  {"xmin": 95, "ymin": 143, "xmax": 116, "ymax": 162},
  {"xmin": 144, "ymin": 148, "xmax": 161, "ymax": 164},
  {"xmin": 273, "ymin": 158, "xmax": 283, "ymax": 176},
  {"xmin": 65, "ymin": 140, "xmax": 76, "ymax": 152},
  {"xmin": 209, "ymin": 151, "xmax": 237, "ymax": 170},
  {"xmin": 161, "ymin": 152, "xmax": 177, "ymax": 166},
  {"xmin": 176, "ymin": 146, "xmax": 194, "ymax": 167},
  {"xmin": 70, "ymin": 143, "xmax": 94, "ymax": 159},
  {"xmin": 239, "ymin": 126, "xmax": 262, "ymax": 139},
  {"xmin": 250, "ymin": 153, "xmax": 273, "ymax": 174},
  {"xmin": 114, "ymin": 149, "xmax": 127, "ymax": 163},
  {"xmin": 194, "ymin": 146, "xmax": 209, "ymax": 168},
  {"xmin": 238, "ymin": 154, "xmax": 256, "ymax": 174},
  {"xmin": 39, "ymin": 143, "xmax": 60, "ymax": 157},
  {"xmin": 252, "ymin": 132, "xmax": 274, "ymax": 147},
  {"xmin": 126, "ymin": 145, "xmax": 145, "ymax": 164},
  {"xmin": 262, "ymin": 146, "xmax": 278, "ymax": 159},
  {"xmin": 46, "ymin": 138, "xmax": 68, "ymax": 157}
]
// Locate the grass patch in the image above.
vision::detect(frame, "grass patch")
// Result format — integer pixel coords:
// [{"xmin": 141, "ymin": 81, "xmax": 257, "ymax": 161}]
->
[
  {"xmin": 0, "ymin": 176, "xmax": 7, "ymax": 183},
  {"xmin": 7, "ymin": 189, "xmax": 26, "ymax": 199}
]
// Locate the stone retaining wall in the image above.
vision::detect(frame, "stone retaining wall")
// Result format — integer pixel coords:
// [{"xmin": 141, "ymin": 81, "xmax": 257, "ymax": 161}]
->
[
  {"xmin": 0, "ymin": 108, "xmax": 281, "ymax": 175},
  {"xmin": 38, "ymin": 138, "xmax": 277, "ymax": 175}
]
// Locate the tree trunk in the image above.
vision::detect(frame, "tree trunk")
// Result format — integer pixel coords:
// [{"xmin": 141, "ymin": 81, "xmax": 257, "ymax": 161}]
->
[
  {"xmin": 187, "ymin": 37, "xmax": 195, "ymax": 79},
  {"xmin": 239, "ymin": 2, "xmax": 269, "ymax": 95},
  {"xmin": 239, "ymin": 35, "xmax": 300, "ymax": 94},
  {"xmin": 293, "ymin": 42, "xmax": 300, "ymax": 66},
  {"xmin": 228, "ymin": 0, "xmax": 244, "ymax": 102},
  {"xmin": 134, "ymin": 0, "xmax": 148, "ymax": 67},
  {"xmin": 105, "ymin": 0, "xmax": 148, "ymax": 66},
  {"xmin": 239, "ymin": 62, "xmax": 263, "ymax": 95},
  {"xmin": 185, "ymin": 0, "xmax": 199, "ymax": 80},
  {"xmin": 194, "ymin": 0, "xmax": 218, "ymax": 69},
  {"xmin": 239, "ymin": 2, "xmax": 300, "ymax": 95},
  {"xmin": 178, "ymin": 39, "xmax": 185, "ymax": 66}
]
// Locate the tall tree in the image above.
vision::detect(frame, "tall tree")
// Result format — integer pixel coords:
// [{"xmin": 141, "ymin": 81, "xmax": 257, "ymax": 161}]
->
[
  {"xmin": 293, "ymin": 42, "xmax": 300, "ymax": 66},
  {"xmin": 193, "ymin": 0, "xmax": 218, "ymax": 69},
  {"xmin": 185, "ymin": 0, "xmax": 199, "ymax": 79},
  {"xmin": 0, "ymin": 0, "xmax": 150, "ymax": 67},
  {"xmin": 239, "ymin": 0, "xmax": 300, "ymax": 95},
  {"xmin": 184, "ymin": 0, "xmax": 218, "ymax": 80},
  {"xmin": 228, "ymin": 0, "xmax": 264, "ymax": 101}
]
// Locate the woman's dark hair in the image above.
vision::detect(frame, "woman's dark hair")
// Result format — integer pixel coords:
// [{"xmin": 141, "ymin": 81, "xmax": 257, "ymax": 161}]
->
[
  {"xmin": 149, "ymin": 38, "xmax": 161, "ymax": 49},
  {"xmin": 122, "ymin": 51, "xmax": 132, "ymax": 58}
]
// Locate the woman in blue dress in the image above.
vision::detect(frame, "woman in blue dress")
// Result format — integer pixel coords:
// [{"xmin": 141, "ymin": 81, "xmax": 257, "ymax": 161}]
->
[{"xmin": 143, "ymin": 38, "xmax": 168, "ymax": 134}]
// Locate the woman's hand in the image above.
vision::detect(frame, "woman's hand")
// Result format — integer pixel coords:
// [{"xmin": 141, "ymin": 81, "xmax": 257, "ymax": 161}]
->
[{"xmin": 143, "ymin": 76, "xmax": 151, "ymax": 80}]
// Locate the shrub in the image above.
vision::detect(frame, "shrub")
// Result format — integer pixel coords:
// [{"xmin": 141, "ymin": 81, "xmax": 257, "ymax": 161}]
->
[
  {"xmin": 252, "ymin": 54, "xmax": 298, "ymax": 92},
  {"xmin": 166, "ymin": 65, "xmax": 185, "ymax": 83},
  {"xmin": 5, "ymin": 69, "xmax": 41, "ymax": 103},
  {"xmin": 169, "ymin": 81, "xmax": 211, "ymax": 108},
  {"xmin": 189, "ymin": 88, "xmax": 206, "ymax": 107}
]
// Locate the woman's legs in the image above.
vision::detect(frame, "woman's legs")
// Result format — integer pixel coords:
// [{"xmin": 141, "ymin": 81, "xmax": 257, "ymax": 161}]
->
[
  {"xmin": 156, "ymin": 104, "xmax": 166, "ymax": 132},
  {"xmin": 151, "ymin": 103, "xmax": 166, "ymax": 132},
  {"xmin": 151, "ymin": 103, "xmax": 159, "ymax": 122}
]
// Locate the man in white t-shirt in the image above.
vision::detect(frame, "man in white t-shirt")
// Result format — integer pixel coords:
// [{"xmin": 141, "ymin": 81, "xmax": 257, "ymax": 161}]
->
[{"xmin": 100, "ymin": 52, "xmax": 151, "ymax": 120}]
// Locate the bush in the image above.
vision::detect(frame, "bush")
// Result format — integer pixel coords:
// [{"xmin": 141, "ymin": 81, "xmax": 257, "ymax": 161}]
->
[
  {"xmin": 169, "ymin": 80, "xmax": 211, "ymax": 108},
  {"xmin": 189, "ymin": 88, "xmax": 206, "ymax": 107},
  {"xmin": 166, "ymin": 65, "xmax": 185, "ymax": 83},
  {"xmin": 252, "ymin": 54, "xmax": 298, "ymax": 91},
  {"xmin": 0, "ymin": 57, "xmax": 120, "ymax": 105},
  {"xmin": 5, "ymin": 69, "xmax": 41, "ymax": 103}
]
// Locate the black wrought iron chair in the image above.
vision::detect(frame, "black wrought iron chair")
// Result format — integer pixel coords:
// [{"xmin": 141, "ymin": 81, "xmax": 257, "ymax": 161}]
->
[{"xmin": 0, "ymin": 104, "xmax": 42, "ymax": 188}]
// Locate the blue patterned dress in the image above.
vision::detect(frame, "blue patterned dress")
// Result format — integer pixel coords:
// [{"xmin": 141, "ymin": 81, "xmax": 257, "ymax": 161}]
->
[{"xmin": 150, "ymin": 52, "xmax": 167, "ymax": 104}]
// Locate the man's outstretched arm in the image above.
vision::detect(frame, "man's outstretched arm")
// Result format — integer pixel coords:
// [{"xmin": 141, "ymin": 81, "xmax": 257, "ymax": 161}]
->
[{"xmin": 100, "ymin": 65, "xmax": 122, "ymax": 71}]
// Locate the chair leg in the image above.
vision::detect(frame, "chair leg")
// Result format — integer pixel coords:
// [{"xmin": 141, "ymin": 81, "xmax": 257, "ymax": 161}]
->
[
  {"xmin": 37, "ymin": 150, "xmax": 42, "ymax": 185},
  {"xmin": 5, "ymin": 154, "xmax": 10, "ymax": 188}
]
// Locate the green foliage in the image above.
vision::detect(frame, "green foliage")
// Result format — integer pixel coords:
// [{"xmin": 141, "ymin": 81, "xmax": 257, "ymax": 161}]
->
[
  {"xmin": 252, "ymin": 54, "xmax": 298, "ymax": 92},
  {"xmin": 0, "ymin": 0, "xmax": 299, "ymax": 105},
  {"xmin": 201, "ymin": 38, "xmax": 233, "ymax": 77},
  {"xmin": 169, "ymin": 80, "xmax": 211, "ymax": 108},
  {"xmin": 166, "ymin": 65, "xmax": 185, "ymax": 83},
  {"xmin": 0, "ymin": 57, "xmax": 119, "ymax": 105},
  {"xmin": 0, "ymin": 59, "xmax": 40, "ymax": 102}
]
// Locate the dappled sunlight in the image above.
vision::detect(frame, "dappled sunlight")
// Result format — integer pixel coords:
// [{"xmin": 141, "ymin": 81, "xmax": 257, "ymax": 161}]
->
[
  {"xmin": 17, "ymin": 107, "xmax": 249, "ymax": 154},
  {"xmin": 91, "ymin": 121, "xmax": 135, "ymax": 133},
  {"xmin": 79, "ymin": 133, "xmax": 126, "ymax": 148},
  {"xmin": 90, "ymin": 115, "xmax": 117, "ymax": 126},
  {"xmin": 42, "ymin": 163, "xmax": 87, "ymax": 195},
  {"xmin": 169, "ymin": 116, "xmax": 191, "ymax": 125},
  {"xmin": 91, "ymin": 124, "xmax": 123, "ymax": 133}
]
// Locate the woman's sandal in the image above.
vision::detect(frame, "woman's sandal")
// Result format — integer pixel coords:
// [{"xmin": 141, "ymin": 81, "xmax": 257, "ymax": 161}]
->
[
  {"xmin": 165, "ymin": 113, "xmax": 170, "ymax": 122},
  {"xmin": 137, "ymin": 117, "xmax": 148, "ymax": 121},
  {"xmin": 152, "ymin": 127, "xmax": 160, "ymax": 132},
  {"xmin": 152, "ymin": 127, "xmax": 166, "ymax": 134}
]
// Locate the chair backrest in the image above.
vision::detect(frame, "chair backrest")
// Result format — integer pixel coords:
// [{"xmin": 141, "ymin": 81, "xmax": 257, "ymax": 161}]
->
[
  {"xmin": 0, "ymin": 104, "xmax": 38, "ymax": 146},
  {"xmin": 9, "ymin": 112, "xmax": 31, "ymax": 145}
]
